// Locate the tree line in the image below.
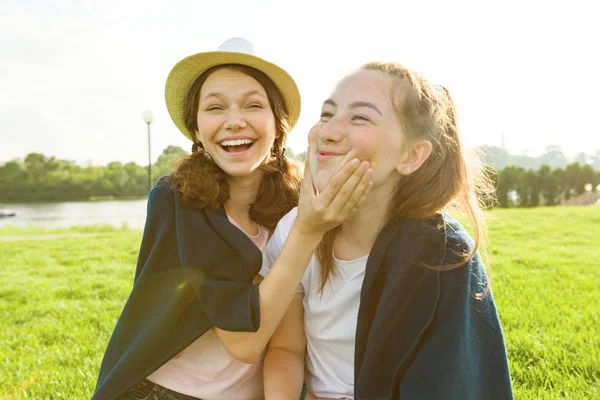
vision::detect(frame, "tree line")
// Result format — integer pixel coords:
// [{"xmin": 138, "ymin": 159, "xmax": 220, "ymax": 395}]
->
[
  {"xmin": 492, "ymin": 163, "xmax": 599, "ymax": 207},
  {"xmin": 0, "ymin": 146, "xmax": 187, "ymax": 203},
  {"xmin": 1, "ymin": 146, "xmax": 599, "ymax": 207}
]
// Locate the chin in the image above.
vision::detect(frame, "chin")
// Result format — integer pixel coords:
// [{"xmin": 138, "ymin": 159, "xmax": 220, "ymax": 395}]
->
[{"xmin": 219, "ymin": 162, "xmax": 260, "ymax": 178}]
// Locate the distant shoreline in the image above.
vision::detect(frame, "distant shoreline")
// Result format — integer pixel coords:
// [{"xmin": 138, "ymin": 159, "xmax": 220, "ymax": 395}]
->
[{"xmin": 0, "ymin": 196, "xmax": 148, "ymax": 205}]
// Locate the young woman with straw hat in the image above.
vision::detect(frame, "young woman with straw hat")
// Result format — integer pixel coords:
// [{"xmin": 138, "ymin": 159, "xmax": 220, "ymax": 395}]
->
[{"xmin": 92, "ymin": 38, "xmax": 373, "ymax": 400}]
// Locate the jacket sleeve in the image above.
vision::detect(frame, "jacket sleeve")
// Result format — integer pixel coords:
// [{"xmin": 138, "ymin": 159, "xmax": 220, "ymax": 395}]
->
[
  {"xmin": 399, "ymin": 252, "xmax": 514, "ymax": 400},
  {"xmin": 133, "ymin": 178, "xmax": 260, "ymax": 332},
  {"xmin": 172, "ymin": 186, "xmax": 261, "ymax": 333},
  {"xmin": 182, "ymin": 265, "xmax": 261, "ymax": 332}
]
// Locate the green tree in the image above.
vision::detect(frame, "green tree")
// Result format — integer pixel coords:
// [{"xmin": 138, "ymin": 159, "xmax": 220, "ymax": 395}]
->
[
  {"xmin": 104, "ymin": 162, "xmax": 128, "ymax": 192},
  {"xmin": 538, "ymin": 165, "xmax": 560, "ymax": 205},
  {"xmin": 565, "ymin": 163, "xmax": 585, "ymax": 196},
  {"xmin": 523, "ymin": 170, "xmax": 541, "ymax": 207},
  {"xmin": 551, "ymin": 168, "xmax": 568, "ymax": 202},
  {"xmin": 124, "ymin": 162, "xmax": 148, "ymax": 195},
  {"xmin": 23, "ymin": 153, "xmax": 48, "ymax": 185},
  {"xmin": 498, "ymin": 166, "xmax": 526, "ymax": 207},
  {"xmin": 153, "ymin": 146, "xmax": 188, "ymax": 178},
  {"xmin": 0, "ymin": 160, "xmax": 25, "ymax": 183},
  {"xmin": 581, "ymin": 164, "xmax": 597, "ymax": 192}
]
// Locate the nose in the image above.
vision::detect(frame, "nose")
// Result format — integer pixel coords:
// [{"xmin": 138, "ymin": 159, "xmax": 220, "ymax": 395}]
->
[
  {"xmin": 223, "ymin": 109, "xmax": 247, "ymax": 131},
  {"xmin": 316, "ymin": 118, "xmax": 344, "ymax": 145}
]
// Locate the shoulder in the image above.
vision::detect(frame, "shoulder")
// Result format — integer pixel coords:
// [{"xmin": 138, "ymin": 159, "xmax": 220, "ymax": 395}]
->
[
  {"xmin": 147, "ymin": 176, "xmax": 176, "ymax": 211},
  {"xmin": 398, "ymin": 213, "xmax": 473, "ymax": 244},
  {"xmin": 400, "ymin": 215, "xmax": 476, "ymax": 261},
  {"xmin": 439, "ymin": 215, "xmax": 487, "ymax": 287},
  {"xmin": 142, "ymin": 176, "xmax": 187, "ymax": 232},
  {"xmin": 259, "ymin": 207, "xmax": 300, "ymax": 279},
  {"xmin": 388, "ymin": 215, "xmax": 447, "ymax": 265},
  {"xmin": 437, "ymin": 215, "xmax": 492, "ymax": 312},
  {"xmin": 441, "ymin": 214, "xmax": 475, "ymax": 253},
  {"xmin": 386, "ymin": 214, "xmax": 485, "ymax": 287}
]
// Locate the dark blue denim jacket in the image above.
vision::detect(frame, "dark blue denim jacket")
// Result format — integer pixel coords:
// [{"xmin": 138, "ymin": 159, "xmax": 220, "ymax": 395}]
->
[
  {"xmin": 93, "ymin": 180, "xmax": 263, "ymax": 399},
  {"xmin": 354, "ymin": 215, "xmax": 514, "ymax": 399}
]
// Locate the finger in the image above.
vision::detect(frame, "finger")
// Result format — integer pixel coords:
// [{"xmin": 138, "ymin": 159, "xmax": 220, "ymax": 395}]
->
[
  {"xmin": 329, "ymin": 149, "xmax": 361, "ymax": 178},
  {"xmin": 324, "ymin": 161, "xmax": 371, "ymax": 213},
  {"xmin": 311, "ymin": 148, "xmax": 361, "ymax": 199},
  {"xmin": 341, "ymin": 175, "xmax": 373, "ymax": 217},
  {"xmin": 340, "ymin": 168, "xmax": 373, "ymax": 216},
  {"xmin": 332, "ymin": 165, "xmax": 373, "ymax": 216},
  {"xmin": 315, "ymin": 158, "xmax": 361, "ymax": 207}
]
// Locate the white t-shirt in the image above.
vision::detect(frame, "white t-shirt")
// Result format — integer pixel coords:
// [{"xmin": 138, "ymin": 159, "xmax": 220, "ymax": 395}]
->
[{"xmin": 259, "ymin": 208, "xmax": 368, "ymax": 399}]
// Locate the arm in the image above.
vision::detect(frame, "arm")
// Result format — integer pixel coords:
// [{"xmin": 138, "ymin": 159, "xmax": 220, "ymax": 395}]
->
[
  {"xmin": 212, "ymin": 223, "xmax": 318, "ymax": 363},
  {"xmin": 213, "ymin": 155, "xmax": 373, "ymax": 363},
  {"xmin": 399, "ymin": 258, "xmax": 513, "ymax": 399},
  {"xmin": 263, "ymin": 293, "xmax": 306, "ymax": 399}
]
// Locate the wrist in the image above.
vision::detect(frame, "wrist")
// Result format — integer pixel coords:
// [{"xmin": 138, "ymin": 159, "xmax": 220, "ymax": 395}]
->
[{"xmin": 289, "ymin": 222, "xmax": 324, "ymax": 247}]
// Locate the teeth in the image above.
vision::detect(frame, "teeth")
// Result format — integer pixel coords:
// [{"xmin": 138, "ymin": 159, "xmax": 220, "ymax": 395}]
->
[{"xmin": 220, "ymin": 139, "xmax": 254, "ymax": 147}]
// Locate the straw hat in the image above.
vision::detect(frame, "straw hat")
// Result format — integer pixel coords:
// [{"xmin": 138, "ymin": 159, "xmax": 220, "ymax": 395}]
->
[{"xmin": 165, "ymin": 37, "xmax": 301, "ymax": 141}]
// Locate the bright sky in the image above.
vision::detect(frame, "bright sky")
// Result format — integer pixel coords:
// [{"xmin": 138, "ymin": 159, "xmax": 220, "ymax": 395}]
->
[{"xmin": 1, "ymin": 0, "xmax": 598, "ymax": 166}]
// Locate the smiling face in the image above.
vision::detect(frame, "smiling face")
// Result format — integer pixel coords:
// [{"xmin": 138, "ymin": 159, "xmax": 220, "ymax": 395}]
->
[
  {"xmin": 308, "ymin": 69, "xmax": 408, "ymax": 192},
  {"xmin": 196, "ymin": 67, "xmax": 278, "ymax": 178}
]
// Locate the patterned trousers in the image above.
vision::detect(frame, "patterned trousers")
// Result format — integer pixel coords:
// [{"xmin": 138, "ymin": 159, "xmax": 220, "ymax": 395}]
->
[{"xmin": 117, "ymin": 379, "xmax": 201, "ymax": 400}]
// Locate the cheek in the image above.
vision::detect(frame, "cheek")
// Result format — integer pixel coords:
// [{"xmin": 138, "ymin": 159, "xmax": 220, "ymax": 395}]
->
[
  {"xmin": 307, "ymin": 124, "xmax": 320, "ymax": 146},
  {"xmin": 310, "ymin": 162, "xmax": 331, "ymax": 193},
  {"xmin": 350, "ymin": 135, "xmax": 378, "ymax": 162},
  {"xmin": 249, "ymin": 113, "xmax": 277, "ymax": 141},
  {"xmin": 350, "ymin": 133, "xmax": 401, "ymax": 185},
  {"xmin": 196, "ymin": 116, "xmax": 221, "ymax": 141}
]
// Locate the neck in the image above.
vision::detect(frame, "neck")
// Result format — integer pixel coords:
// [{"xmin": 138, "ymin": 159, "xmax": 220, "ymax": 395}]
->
[
  {"xmin": 224, "ymin": 170, "xmax": 263, "ymax": 220},
  {"xmin": 334, "ymin": 182, "xmax": 395, "ymax": 260}
]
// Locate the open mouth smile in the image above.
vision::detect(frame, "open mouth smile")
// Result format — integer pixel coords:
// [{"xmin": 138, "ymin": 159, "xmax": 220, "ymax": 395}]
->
[{"xmin": 219, "ymin": 138, "xmax": 256, "ymax": 154}]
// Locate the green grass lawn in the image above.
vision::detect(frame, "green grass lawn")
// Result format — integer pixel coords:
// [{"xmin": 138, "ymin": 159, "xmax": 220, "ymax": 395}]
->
[{"xmin": 1, "ymin": 207, "xmax": 599, "ymax": 399}]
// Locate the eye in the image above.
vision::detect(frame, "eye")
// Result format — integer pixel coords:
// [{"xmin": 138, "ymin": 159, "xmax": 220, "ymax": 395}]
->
[
  {"xmin": 206, "ymin": 105, "xmax": 224, "ymax": 112},
  {"xmin": 246, "ymin": 103, "xmax": 263, "ymax": 109},
  {"xmin": 320, "ymin": 111, "xmax": 333, "ymax": 121},
  {"xmin": 351, "ymin": 114, "xmax": 371, "ymax": 123}
]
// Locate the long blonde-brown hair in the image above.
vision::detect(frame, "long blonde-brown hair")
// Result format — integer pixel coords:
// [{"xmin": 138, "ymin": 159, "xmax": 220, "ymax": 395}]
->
[
  {"xmin": 170, "ymin": 64, "xmax": 302, "ymax": 231},
  {"xmin": 316, "ymin": 61, "xmax": 494, "ymax": 292}
]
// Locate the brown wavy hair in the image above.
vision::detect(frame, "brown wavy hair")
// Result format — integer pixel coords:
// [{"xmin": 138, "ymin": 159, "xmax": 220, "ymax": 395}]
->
[
  {"xmin": 170, "ymin": 64, "xmax": 302, "ymax": 231},
  {"xmin": 316, "ymin": 61, "xmax": 495, "ymax": 292}
]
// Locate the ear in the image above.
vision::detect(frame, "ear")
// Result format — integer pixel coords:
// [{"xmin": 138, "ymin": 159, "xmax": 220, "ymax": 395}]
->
[
  {"xmin": 396, "ymin": 140, "xmax": 433, "ymax": 176},
  {"xmin": 194, "ymin": 131, "xmax": 206, "ymax": 147}
]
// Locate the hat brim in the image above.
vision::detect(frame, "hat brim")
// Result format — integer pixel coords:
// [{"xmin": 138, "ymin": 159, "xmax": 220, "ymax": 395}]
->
[{"xmin": 165, "ymin": 51, "xmax": 301, "ymax": 141}]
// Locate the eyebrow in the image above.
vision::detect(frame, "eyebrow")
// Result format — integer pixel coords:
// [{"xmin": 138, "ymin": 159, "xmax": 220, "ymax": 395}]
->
[
  {"xmin": 322, "ymin": 99, "xmax": 382, "ymax": 116},
  {"xmin": 201, "ymin": 89, "xmax": 266, "ymax": 102},
  {"xmin": 350, "ymin": 101, "xmax": 382, "ymax": 116}
]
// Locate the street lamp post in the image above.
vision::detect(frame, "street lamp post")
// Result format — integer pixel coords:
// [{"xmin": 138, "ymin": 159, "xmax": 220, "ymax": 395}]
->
[{"xmin": 142, "ymin": 110, "xmax": 154, "ymax": 191}]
